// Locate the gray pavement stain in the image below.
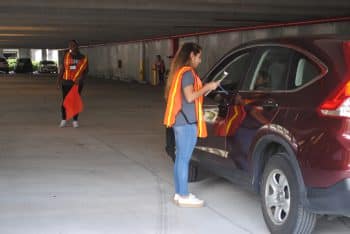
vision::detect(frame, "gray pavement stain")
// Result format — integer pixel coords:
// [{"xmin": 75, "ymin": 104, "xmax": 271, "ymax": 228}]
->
[
  {"xmin": 204, "ymin": 204, "xmax": 253, "ymax": 234},
  {"xmin": 90, "ymin": 131, "xmax": 266, "ymax": 234},
  {"xmin": 156, "ymin": 177, "xmax": 168, "ymax": 234},
  {"xmin": 90, "ymin": 133, "xmax": 254, "ymax": 233}
]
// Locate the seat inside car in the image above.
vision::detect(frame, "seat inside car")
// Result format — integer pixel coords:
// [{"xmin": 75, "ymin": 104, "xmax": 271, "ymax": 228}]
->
[{"xmin": 268, "ymin": 61, "xmax": 287, "ymax": 90}]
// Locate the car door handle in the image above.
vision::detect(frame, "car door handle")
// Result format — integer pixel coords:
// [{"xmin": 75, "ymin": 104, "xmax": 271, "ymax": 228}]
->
[{"xmin": 262, "ymin": 100, "xmax": 278, "ymax": 109}]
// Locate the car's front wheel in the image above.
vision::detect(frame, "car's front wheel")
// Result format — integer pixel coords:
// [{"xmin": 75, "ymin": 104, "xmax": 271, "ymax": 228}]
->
[{"xmin": 261, "ymin": 153, "xmax": 316, "ymax": 234}]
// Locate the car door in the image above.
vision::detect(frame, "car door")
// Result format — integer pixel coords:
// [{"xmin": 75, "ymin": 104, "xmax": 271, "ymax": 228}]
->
[
  {"xmin": 227, "ymin": 46, "xmax": 293, "ymax": 171},
  {"xmin": 194, "ymin": 48, "xmax": 255, "ymax": 167}
]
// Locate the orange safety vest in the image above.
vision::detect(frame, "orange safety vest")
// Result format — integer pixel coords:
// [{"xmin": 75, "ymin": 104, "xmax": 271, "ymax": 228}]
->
[
  {"xmin": 63, "ymin": 52, "xmax": 88, "ymax": 81},
  {"xmin": 163, "ymin": 66, "xmax": 207, "ymax": 138}
]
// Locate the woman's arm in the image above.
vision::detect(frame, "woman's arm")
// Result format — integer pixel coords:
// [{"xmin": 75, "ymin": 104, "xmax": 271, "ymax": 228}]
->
[
  {"xmin": 56, "ymin": 65, "xmax": 65, "ymax": 88},
  {"xmin": 183, "ymin": 81, "xmax": 220, "ymax": 103}
]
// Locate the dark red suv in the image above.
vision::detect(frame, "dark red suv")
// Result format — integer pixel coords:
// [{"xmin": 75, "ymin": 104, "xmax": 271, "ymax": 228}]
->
[{"xmin": 166, "ymin": 36, "xmax": 350, "ymax": 233}]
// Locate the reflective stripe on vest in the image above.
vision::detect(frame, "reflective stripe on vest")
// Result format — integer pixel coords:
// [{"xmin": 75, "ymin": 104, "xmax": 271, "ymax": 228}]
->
[
  {"xmin": 163, "ymin": 66, "xmax": 207, "ymax": 138},
  {"xmin": 63, "ymin": 52, "xmax": 87, "ymax": 81}
]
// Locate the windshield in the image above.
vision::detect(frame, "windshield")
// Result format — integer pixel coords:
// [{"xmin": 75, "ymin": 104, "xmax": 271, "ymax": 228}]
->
[{"xmin": 40, "ymin": 61, "xmax": 55, "ymax": 65}]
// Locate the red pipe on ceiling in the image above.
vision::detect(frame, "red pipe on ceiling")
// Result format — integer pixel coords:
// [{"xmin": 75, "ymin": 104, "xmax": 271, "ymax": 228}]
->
[{"xmin": 79, "ymin": 16, "xmax": 350, "ymax": 48}]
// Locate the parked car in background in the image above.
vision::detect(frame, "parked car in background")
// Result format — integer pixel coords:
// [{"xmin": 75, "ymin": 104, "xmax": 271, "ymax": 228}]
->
[
  {"xmin": 166, "ymin": 36, "xmax": 350, "ymax": 233},
  {"xmin": 38, "ymin": 60, "xmax": 57, "ymax": 74},
  {"xmin": 14, "ymin": 58, "xmax": 33, "ymax": 73},
  {"xmin": 0, "ymin": 57, "xmax": 9, "ymax": 74}
]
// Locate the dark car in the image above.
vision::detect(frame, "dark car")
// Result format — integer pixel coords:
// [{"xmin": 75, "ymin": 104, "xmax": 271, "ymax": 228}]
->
[
  {"xmin": 38, "ymin": 60, "xmax": 57, "ymax": 73},
  {"xmin": 166, "ymin": 36, "xmax": 350, "ymax": 233},
  {"xmin": 0, "ymin": 57, "xmax": 9, "ymax": 74},
  {"xmin": 14, "ymin": 58, "xmax": 33, "ymax": 73}
]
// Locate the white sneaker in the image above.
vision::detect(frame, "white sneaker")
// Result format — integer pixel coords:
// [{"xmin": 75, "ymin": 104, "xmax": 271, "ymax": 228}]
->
[
  {"xmin": 177, "ymin": 194, "xmax": 204, "ymax": 208},
  {"xmin": 72, "ymin": 121, "xmax": 79, "ymax": 128},
  {"xmin": 174, "ymin": 194, "xmax": 180, "ymax": 203},
  {"xmin": 173, "ymin": 193, "xmax": 195, "ymax": 203},
  {"xmin": 59, "ymin": 120, "xmax": 66, "ymax": 128}
]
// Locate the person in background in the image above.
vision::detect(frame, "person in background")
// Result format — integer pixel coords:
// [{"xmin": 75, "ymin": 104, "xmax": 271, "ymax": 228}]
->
[
  {"xmin": 57, "ymin": 40, "xmax": 88, "ymax": 128},
  {"xmin": 164, "ymin": 42, "xmax": 220, "ymax": 208},
  {"xmin": 155, "ymin": 55, "xmax": 166, "ymax": 85},
  {"xmin": 254, "ymin": 70, "xmax": 270, "ymax": 90}
]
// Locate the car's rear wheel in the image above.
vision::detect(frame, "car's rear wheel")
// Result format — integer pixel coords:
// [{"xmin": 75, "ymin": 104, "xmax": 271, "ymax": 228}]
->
[{"xmin": 261, "ymin": 153, "xmax": 316, "ymax": 234}]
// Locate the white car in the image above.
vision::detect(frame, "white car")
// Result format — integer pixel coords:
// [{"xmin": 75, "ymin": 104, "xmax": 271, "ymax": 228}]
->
[{"xmin": 38, "ymin": 60, "xmax": 57, "ymax": 73}]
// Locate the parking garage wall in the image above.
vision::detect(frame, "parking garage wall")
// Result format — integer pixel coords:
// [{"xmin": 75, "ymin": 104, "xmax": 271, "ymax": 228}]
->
[
  {"xmin": 144, "ymin": 40, "xmax": 172, "ymax": 84},
  {"xmin": 79, "ymin": 43, "xmax": 143, "ymax": 82},
  {"xmin": 77, "ymin": 20, "xmax": 350, "ymax": 82},
  {"xmin": 66, "ymin": 40, "xmax": 172, "ymax": 84}
]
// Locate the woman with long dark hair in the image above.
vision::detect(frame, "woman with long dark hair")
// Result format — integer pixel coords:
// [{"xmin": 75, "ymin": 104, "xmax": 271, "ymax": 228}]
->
[{"xmin": 164, "ymin": 42, "xmax": 220, "ymax": 207}]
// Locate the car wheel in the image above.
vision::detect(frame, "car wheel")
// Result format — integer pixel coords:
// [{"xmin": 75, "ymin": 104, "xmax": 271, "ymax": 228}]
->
[
  {"xmin": 261, "ymin": 153, "xmax": 316, "ymax": 234},
  {"xmin": 165, "ymin": 127, "xmax": 176, "ymax": 161},
  {"xmin": 187, "ymin": 161, "xmax": 199, "ymax": 182}
]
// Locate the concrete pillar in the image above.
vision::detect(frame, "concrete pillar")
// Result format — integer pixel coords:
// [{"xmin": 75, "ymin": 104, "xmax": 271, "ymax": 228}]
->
[
  {"xmin": 18, "ymin": 49, "xmax": 31, "ymax": 58},
  {"xmin": 58, "ymin": 50, "xmax": 66, "ymax": 70},
  {"xmin": 41, "ymin": 49, "xmax": 47, "ymax": 61},
  {"xmin": 139, "ymin": 42, "xmax": 145, "ymax": 83}
]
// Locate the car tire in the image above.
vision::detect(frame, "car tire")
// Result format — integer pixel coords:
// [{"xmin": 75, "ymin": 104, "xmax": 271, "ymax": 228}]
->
[
  {"xmin": 165, "ymin": 127, "xmax": 176, "ymax": 162},
  {"xmin": 187, "ymin": 161, "xmax": 199, "ymax": 182},
  {"xmin": 261, "ymin": 153, "xmax": 316, "ymax": 234}
]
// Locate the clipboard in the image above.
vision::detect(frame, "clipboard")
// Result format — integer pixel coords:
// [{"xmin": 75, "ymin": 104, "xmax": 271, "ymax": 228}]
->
[
  {"xmin": 215, "ymin": 71, "xmax": 229, "ymax": 83},
  {"xmin": 205, "ymin": 71, "xmax": 229, "ymax": 96}
]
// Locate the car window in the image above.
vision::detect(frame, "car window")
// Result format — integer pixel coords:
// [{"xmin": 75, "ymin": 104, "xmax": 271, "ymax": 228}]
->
[
  {"xmin": 212, "ymin": 53, "xmax": 251, "ymax": 92},
  {"xmin": 290, "ymin": 56, "xmax": 321, "ymax": 89},
  {"xmin": 207, "ymin": 50, "xmax": 253, "ymax": 92},
  {"xmin": 242, "ymin": 47, "xmax": 292, "ymax": 91}
]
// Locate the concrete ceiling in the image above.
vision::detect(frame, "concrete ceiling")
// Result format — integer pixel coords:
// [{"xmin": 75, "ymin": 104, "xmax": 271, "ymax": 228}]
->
[{"xmin": 0, "ymin": 0, "xmax": 350, "ymax": 49}]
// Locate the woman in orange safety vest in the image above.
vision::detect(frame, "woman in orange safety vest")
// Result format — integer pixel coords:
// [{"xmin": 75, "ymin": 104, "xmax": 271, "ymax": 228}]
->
[
  {"xmin": 57, "ymin": 40, "xmax": 88, "ymax": 128},
  {"xmin": 163, "ymin": 42, "xmax": 220, "ymax": 208}
]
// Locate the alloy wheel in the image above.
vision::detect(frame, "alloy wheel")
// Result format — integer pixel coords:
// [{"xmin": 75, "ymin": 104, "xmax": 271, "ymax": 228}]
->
[{"xmin": 264, "ymin": 169, "xmax": 291, "ymax": 225}]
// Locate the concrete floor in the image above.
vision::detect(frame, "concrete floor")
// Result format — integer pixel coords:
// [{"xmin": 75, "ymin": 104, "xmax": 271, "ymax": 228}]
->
[{"xmin": 0, "ymin": 74, "xmax": 349, "ymax": 234}]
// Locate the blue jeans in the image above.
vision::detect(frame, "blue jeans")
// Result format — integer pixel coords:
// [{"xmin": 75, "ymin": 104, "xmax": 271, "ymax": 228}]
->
[{"xmin": 173, "ymin": 124, "xmax": 197, "ymax": 196}]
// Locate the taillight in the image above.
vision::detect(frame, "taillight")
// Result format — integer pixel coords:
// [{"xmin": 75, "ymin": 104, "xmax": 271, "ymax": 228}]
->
[{"xmin": 319, "ymin": 41, "xmax": 350, "ymax": 118}]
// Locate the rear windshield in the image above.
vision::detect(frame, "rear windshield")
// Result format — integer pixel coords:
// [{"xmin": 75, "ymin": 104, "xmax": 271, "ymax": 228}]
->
[{"xmin": 40, "ymin": 61, "xmax": 55, "ymax": 65}]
